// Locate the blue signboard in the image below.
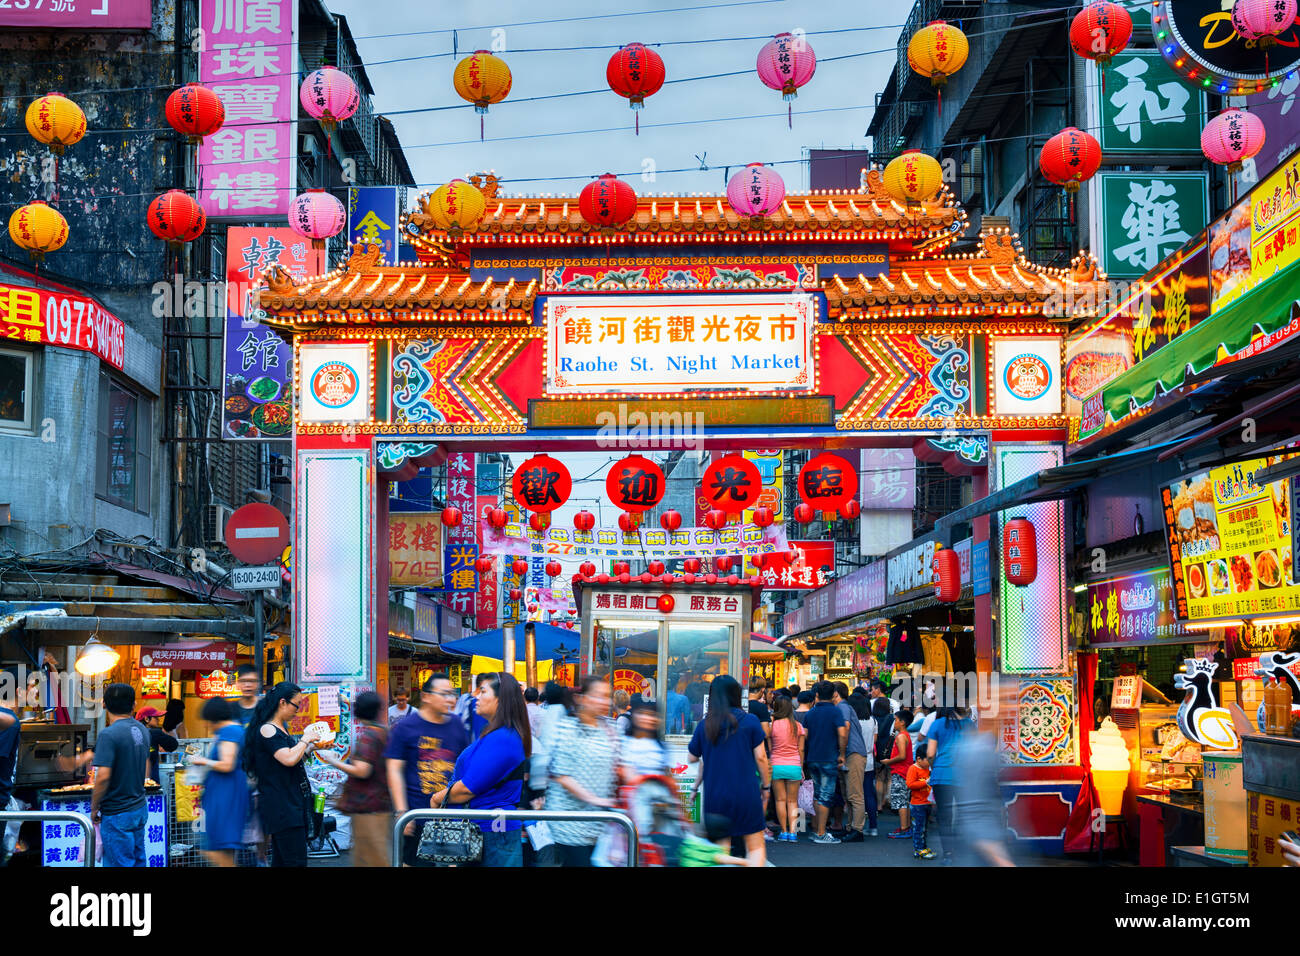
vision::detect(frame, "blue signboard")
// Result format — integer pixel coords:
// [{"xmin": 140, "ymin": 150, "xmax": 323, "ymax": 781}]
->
[
  {"xmin": 444, "ymin": 541, "xmax": 479, "ymax": 593},
  {"xmin": 972, "ymin": 540, "xmax": 991, "ymax": 597},
  {"xmin": 348, "ymin": 187, "xmax": 400, "ymax": 263}
]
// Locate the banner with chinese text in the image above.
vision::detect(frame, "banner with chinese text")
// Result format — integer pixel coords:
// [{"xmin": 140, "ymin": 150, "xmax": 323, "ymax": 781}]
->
[
  {"xmin": 748, "ymin": 540, "xmax": 834, "ymax": 589},
  {"xmin": 348, "ymin": 186, "xmax": 400, "ymax": 263},
  {"xmin": 198, "ymin": 0, "xmax": 297, "ymax": 218},
  {"xmin": 1085, "ymin": 568, "xmax": 1191, "ymax": 645},
  {"xmin": 443, "ymin": 453, "xmax": 476, "ymax": 612},
  {"xmin": 1, "ymin": 281, "xmax": 124, "ymax": 369},
  {"xmin": 481, "ymin": 521, "xmax": 788, "ymax": 560},
  {"xmin": 388, "ymin": 512, "xmax": 443, "ymax": 588},
  {"xmin": 1096, "ymin": 172, "xmax": 1208, "ymax": 279},
  {"xmin": 222, "ymin": 227, "xmax": 323, "ymax": 440}
]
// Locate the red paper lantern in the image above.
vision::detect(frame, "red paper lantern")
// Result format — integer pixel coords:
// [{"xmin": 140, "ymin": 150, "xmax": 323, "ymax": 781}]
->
[
  {"xmin": 704, "ymin": 509, "xmax": 729, "ymax": 531},
  {"xmin": 840, "ymin": 499, "xmax": 862, "ymax": 520},
  {"xmin": 607, "ymin": 455, "xmax": 665, "ymax": 513},
  {"xmin": 683, "ymin": 558, "xmax": 702, "ymax": 574},
  {"xmin": 933, "ymin": 546, "xmax": 961, "ymax": 602},
  {"xmin": 1068, "ymin": 2, "xmax": 1133, "ymax": 66},
  {"xmin": 793, "ymin": 502, "xmax": 816, "ymax": 523},
  {"xmin": 613, "ymin": 561, "xmax": 631, "ymax": 575},
  {"xmin": 528, "ymin": 603, "xmax": 539, "ymax": 614},
  {"xmin": 512, "ymin": 558, "xmax": 529, "ymax": 577},
  {"xmin": 509, "ymin": 587, "xmax": 522, "ymax": 601},
  {"xmin": 797, "ymin": 453, "xmax": 858, "ymax": 512},
  {"xmin": 579, "ymin": 561, "xmax": 597, "ymax": 577},
  {"xmin": 751, "ymin": 506, "xmax": 774, "ymax": 528},
  {"xmin": 715, "ymin": 556, "xmax": 733, "ymax": 572},
  {"xmin": 618, "ymin": 512, "xmax": 639, "ymax": 534},
  {"xmin": 657, "ymin": 593, "xmax": 675, "ymax": 614},
  {"xmin": 440, "ymin": 506, "xmax": 462, "ymax": 528},
  {"xmin": 660, "ymin": 509, "xmax": 683, "ymax": 532},
  {"xmin": 607, "ymin": 42, "xmax": 666, "ymax": 134},
  {"xmin": 529, "ymin": 512, "xmax": 550, "ymax": 533},
  {"xmin": 701, "ymin": 454, "xmax": 762, "ymax": 514},
  {"xmin": 579, "ymin": 173, "xmax": 638, "ymax": 229},
  {"xmin": 487, "ymin": 507, "xmax": 509, "ymax": 529},
  {"xmin": 545, "ymin": 560, "xmax": 562, "ymax": 578},
  {"xmin": 147, "ymin": 190, "xmax": 206, "ymax": 246},
  {"xmin": 513, "ymin": 454, "xmax": 572, "ymax": 513},
  {"xmin": 573, "ymin": 510, "xmax": 596, "ymax": 532},
  {"xmin": 648, "ymin": 560, "xmax": 666, "ymax": 575},
  {"xmin": 1040, "ymin": 128, "xmax": 1101, "ymax": 194},
  {"xmin": 165, "ymin": 83, "xmax": 224, "ymax": 144},
  {"xmin": 474, "ymin": 555, "xmax": 495, "ymax": 574},
  {"xmin": 597, "ymin": 573, "xmax": 611, "ymax": 584},
  {"xmin": 1003, "ymin": 518, "xmax": 1038, "ymax": 586}
]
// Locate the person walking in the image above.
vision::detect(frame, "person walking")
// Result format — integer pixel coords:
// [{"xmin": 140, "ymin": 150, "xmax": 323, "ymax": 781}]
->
[
  {"xmin": 687, "ymin": 674, "xmax": 769, "ymax": 866},
  {"xmin": 387, "ymin": 691, "xmax": 412, "ymax": 727},
  {"xmin": 832, "ymin": 681, "xmax": 870, "ymax": 842},
  {"xmin": 546, "ymin": 676, "xmax": 620, "ymax": 867},
  {"xmin": 906, "ymin": 751, "xmax": 936, "ymax": 860},
  {"xmin": 432, "ymin": 672, "xmax": 532, "ymax": 868},
  {"xmin": 244, "ymin": 682, "xmax": 323, "ymax": 867},
  {"xmin": 768, "ymin": 693, "xmax": 806, "ymax": 842},
  {"xmin": 927, "ymin": 706, "xmax": 970, "ymax": 865},
  {"xmin": 316, "ymin": 691, "xmax": 392, "ymax": 867},
  {"xmin": 524, "ymin": 686, "xmax": 544, "ymax": 740},
  {"xmin": 793, "ymin": 689, "xmax": 815, "ymax": 723},
  {"xmin": 190, "ymin": 698, "xmax": 251, "ymax": 867},
  {"xmin": 232, "ymin": 664, "xmax": 261, "ymax": 728},
  {"xmin": 528, "ymin": 680, "xmax": 569, "ymax": 801},
  {"xmin": 91, "ymin": 684, "xmax": 151, "ymax": 867},
  {"xmin": 135, "ymin": 706, "xmax": 178, "ymax": 782},
  {"xmin": 802, "ymin": 681, "xmax": 847, "ymax": 844},
  {"xmin": 386, "ymin": 673, "xmax": 469, "ymax": 867},
  {"xmin": 883, "ymin": 708, "xmax": 915, "ymax": 838},
  {"xmin": 620, "ymin": 699, "xmax": 669, "ymax": 779}
]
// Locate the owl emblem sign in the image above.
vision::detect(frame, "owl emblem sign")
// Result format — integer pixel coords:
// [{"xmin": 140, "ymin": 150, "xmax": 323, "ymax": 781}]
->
[
  {"xmin": 1004, "ymin": 353, "xmax": 1051, "ymax": 401},
  {"xmin": 312, "ymin": 362, "xmax": 359, "ymax": 408}
]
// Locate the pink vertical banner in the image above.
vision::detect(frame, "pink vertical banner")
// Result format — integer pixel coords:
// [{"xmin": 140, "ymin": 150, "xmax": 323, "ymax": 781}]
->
[
  {"xmin": 446, "ymin": 453, "xmax": 476, "ymax": 617},
  {"xmin": 475, "ymin": 494, "xmax": 499, "ymax": 631},
  {"xmin": 198, "ymin": 0, "xmax": 298, "ymax": 218}
]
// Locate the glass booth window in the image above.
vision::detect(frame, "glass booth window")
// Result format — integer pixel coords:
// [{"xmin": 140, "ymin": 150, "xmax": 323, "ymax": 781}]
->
[
  {"xmin": 593, "ymin": 618, "xmax": 660, "ymax": 715},
  {"xmin": 665, "ymin": 623, "xmax": 732, "ymax": 737}
]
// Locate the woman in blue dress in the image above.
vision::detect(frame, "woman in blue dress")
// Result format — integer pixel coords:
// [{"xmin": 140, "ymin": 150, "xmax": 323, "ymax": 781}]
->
[
  {"xmin": 190, "ymin": 697, "xmax": 251, "ymax": 867},
  {"xmin": 687, "ymin": 674, "xmax": 771, "ymax": 866}
]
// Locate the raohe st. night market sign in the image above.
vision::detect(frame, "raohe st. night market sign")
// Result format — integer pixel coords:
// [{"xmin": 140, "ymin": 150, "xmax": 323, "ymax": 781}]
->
[{"xmin": 1, "ymin": 281, "xmax": 125, "ymax": 370}]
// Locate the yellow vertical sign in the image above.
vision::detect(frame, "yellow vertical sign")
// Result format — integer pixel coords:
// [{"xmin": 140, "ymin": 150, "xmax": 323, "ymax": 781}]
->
[{"xmin": 745, "ymin": 450, "xmax": 783, "ymax": 576}]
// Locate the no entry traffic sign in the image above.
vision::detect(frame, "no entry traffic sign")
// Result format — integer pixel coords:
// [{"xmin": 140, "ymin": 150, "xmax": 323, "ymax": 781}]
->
[{"xmin": 225, "ymin": 503, "xmax": 290, "ymax": 565}]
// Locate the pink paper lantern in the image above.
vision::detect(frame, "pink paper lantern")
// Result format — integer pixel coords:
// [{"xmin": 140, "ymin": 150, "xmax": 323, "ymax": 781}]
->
[
  {"xmin": 1231, "ymin": 0, "xmax": 1298, "ymax": 44},
  {"xmin": 288, "ymin": 190, "xmax": 345, "ymax": 246},
  {"xmin": 300, "ymin": 66, "xmax": 360, "ymax": 130},
  {"xmin": 1202, "ymin": 109, "xmax": 1266, "ymax": 172},
  {"xmin": 726, "ymin": 163, "xmax": 785, "ymax": 218},
  {"xmin": 757, "ymin": 32, "xmax": 816, "ymax": 127}
]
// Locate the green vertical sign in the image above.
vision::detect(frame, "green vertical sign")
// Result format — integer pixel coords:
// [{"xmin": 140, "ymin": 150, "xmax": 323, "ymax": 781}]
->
[
  {"xmin": 1098, "ymin": 51, "xmax": 1205, "ymax": 154},
  {"xmin": 1098, "ymin": 172, "xmax": 1208, "ymax": 278}
]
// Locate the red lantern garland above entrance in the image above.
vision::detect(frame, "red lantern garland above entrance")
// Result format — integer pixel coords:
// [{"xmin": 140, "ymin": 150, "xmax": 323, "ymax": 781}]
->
[
  {"xmin": 701, "ymin": 454, "xmax": 762, "ymax": 514},
  {"xmin": 579, "ymin": 174, "xmax": 638, "ymax": 231},
  {"xmin": 797, "ymin": 453, "xmax": 858, "ymax": 513},
  {"xmin": 606, "ymin": 43, "xmax": 666, "ymax": 134},
  {"xmin": 1003, "ymin": 518, "xmax": 1038, "ymax": 586},
  {"xmin": 512, "ymin": 454, "xmax": 572, "ymax": 514},
  {"xmin": 607, "ymin": 455, "xmax": 666, "ymax": 513}
]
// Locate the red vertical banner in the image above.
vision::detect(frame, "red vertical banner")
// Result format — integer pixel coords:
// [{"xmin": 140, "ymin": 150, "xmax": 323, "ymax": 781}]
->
[
  {"xmin": 476, "ymin": 494, "xmax": 499, "ymax": 630},
  {"xmin": 446, "ymin": 453, "xmax": 476, "ymax": 616}
]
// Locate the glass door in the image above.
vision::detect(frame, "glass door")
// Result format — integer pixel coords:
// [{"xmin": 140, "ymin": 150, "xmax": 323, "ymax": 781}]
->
[
  {"xmin": 661, "ymin": 622, "xmax": 736, "ymax": 737},
  {"xmin": 591, "ymin": 616, "xmax": 661, "ymax": 715}
]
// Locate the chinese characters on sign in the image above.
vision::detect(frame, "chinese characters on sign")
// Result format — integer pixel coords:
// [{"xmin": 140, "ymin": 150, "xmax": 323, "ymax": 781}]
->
[
  {"xmin": 0, "ymin": 282, "xmax": 125, "ymax": 370},
  {"xmin": 750, "ymin": 540, "xmax": 835, "ymax": 590},
  {"xmin": 1097, "ymin": 172, "xmax": 1208, "ymax": 279},
  {"xmin": 859, "ymin": 449, "xmax": 916, "ymax": 509},
  {"xmin": 41, "ymin": 794, "xmax": 167, "ymax": 867},
  {"xmin": 511, "ymin": 455, "xmax": 572, "ymax": 513},
  {"xmin": 199, "ymin": 0, "xmax": 298, "ymax": 217},
  {"xmin": 444, "ymin": 453, "xmax": 476, "ymax": 614},
  {"xmin": 1086, "ymin": 569, "xmax": 1190, "ymax": 645},
  {"xmin": 546, "ymin": 294, "xmax": 814, "ymax": 394},
  {"xmin": 0, "ymin": 0, "xmax": 152, "ymax": 28},
  {"xmin": 1097, "ymin": 52, "xmax": 1201, "ymax": 154},
  {"xmin": 702, "ymin": 454, "xmax": 761, "ymax": 513},
  {"xmin": 606, "ymin": 455, "xmax": 666, "ymax": 512},
  {"xmin": 797, "ymin": 453, "xmax": 858, "ymax": 511},
  {"xmin": 388, "ymin": 513, "xmax": 443, "ymax": 588}
]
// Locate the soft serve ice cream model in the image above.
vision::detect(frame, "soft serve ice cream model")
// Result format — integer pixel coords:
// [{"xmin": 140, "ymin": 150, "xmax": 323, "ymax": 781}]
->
[{"xmin": 1091, "ymin": 717, "xmax": 1131, "ymax": 815}]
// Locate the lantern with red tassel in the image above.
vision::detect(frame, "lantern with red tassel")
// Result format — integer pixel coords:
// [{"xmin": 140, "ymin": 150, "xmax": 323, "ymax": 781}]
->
[
  {"xmin": 704, "ymin": 509, "xmax": 729, "ymax": 531},
  {"xmin": 579, "ymin": 561, "xmax": 597, "ymax": 577},
  {"xmin": 683, "ymin": 558, "xmax": 702, "ymax": 574},
  {"xmin": 148, "ymin": 190, "xmax": 207, "ymax": 247},
  {"xmin": 618, "ymin": 512, "xmax": 639, "ymax": 534},
  {"xmin": 579, "ymin": 173, "xmax": 638, "ymax": 231},
  {"xmin": 474, "ymin": 555, "xmax": 495, "ymax": 575},
  {"xmin": 659, "ymin": 510, "xmax": 682, "ymax": 532},
  {"xmin": 613, "ymin": 562, "xmax": 631, "ymax": 575},
  {"xmin": 441, "ymin": 506, "xmax": 463, "ymax": 528},
  {"xmin": 751, "ymin": 506, "xmax": 774, "ymax": 527},
  {"xmin": 511, "ymin": 558, "xmax": 529, "ymax": 577},
  {"xmin": 529, "ymin": 512, "xmax": 550, "ymax": 533},
  {"xmin": 793, "ymin": 502, "xmax": 816, "ymax": 524},
  {"xmin": 165, "ymin": 83, "xmax": 225, "ymax": 144},
  {"xmin": 648, "ymin": 560, "xmax": 666, "ymax": 575},
  {"xmin": 606, "ymin": 43, "xmax": 666, "ymax": 134},
  {"xmin": 545, "ymin": 560, "xmax": 562, "ymax": 578},
  {"xmin": 509, "ymin": 587, "xmax": 522, "ymax": 601},
  {"xmin": 573, "ymin": 510, "xmax": 596, "ymax": 532},
  {"xmin": 933, "ymin": 545, "xmax": 961, "ymax": 602},
  {"xmin": 841, "ymin": 499, "xmax": 862, "ymax": 520},
  {"xmin": 1003, "ymin": 518, "xmax": 1038, "ymax": 586},
  {"xmin": 487, "ymin": 507, "xmax": 509, "ymax": 529},
  {"xmin": 1069, "ymin": 1, "xmax": 1133, "ymax": 93},
  {"xmin": 715, "ymin": 556, "xmax": 733, "ymax": 573}
]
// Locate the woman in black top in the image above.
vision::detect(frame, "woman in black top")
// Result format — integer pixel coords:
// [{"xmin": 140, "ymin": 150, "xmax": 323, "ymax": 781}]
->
[{"xmin": 242, "ymin": 683, "xmax": 323, "ymax": 867}]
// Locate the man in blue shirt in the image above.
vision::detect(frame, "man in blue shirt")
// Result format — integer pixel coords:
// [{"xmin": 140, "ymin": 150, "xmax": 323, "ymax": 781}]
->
[
  {"xmin": 802, "ymin": 681, "xmax": 847, "ymax": 844},
  {"xmin": 665, "ymin": 671, "xmax": 691, "ymax": 736}
]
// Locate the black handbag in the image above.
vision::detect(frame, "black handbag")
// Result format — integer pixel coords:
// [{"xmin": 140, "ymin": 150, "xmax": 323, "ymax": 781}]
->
[{"xmin": 415, "ymin": 758, "xmax": 529, "ymax": 864}]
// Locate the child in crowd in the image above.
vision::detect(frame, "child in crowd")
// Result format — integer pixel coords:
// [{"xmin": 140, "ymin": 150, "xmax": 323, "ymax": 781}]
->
[
  {"xmin": 620, "ymin": 699, "xmax": 670, "ymax": 779},
  {"xmin": 906, "ymin": 752, "xmax": 935, "ymax": 860}
]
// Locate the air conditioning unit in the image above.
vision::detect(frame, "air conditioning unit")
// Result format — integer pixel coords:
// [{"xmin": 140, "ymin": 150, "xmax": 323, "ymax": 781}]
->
[{"xmin": 205, "ymin": 503, "xmax": 235, "ymax": 546}]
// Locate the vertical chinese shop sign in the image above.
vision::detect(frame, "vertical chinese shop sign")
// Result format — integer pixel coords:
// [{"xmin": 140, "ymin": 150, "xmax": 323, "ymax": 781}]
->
[
  {"xmin": 199, "ymin": 0, "xmax": 298, "ymax": 218},
  {"xmin": 444, "ymin": 453, "xmax": 477, "ymax": 615},
  {"xmin": 476, "ymin": 494, "xmax": 499, "ymax": 630},
  {"xmin": 389, "ymin": 513, "xmax": 443, "ymax": 588}
]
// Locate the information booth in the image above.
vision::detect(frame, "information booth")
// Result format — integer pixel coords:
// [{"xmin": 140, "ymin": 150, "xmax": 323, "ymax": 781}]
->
[{"xmin": 577, "ymin": 579, "xmax": 755, "ymax": 821}]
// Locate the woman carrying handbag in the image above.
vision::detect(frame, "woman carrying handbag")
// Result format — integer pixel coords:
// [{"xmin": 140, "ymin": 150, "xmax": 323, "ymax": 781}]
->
[{"xmin": 429, "ymin": 672, "xmax": 532, "ymax": 867}]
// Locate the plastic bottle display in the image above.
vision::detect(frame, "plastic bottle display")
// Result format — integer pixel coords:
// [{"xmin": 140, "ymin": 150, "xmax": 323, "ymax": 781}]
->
[
  {"xmin": 1278, "ymin": 678, "xmax": 1294, "ymax": 736},
  {"xmin": 1264, "ymin": 679, "xmax": 1279, "ymax": 734}
]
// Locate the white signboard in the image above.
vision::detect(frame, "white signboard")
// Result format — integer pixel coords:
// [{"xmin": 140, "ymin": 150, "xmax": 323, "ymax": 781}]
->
[
  {"xmin": 298, "ymin": 343, "xmax": 372, "ymax": 423},
  {"xmin": 230, "ymin": 564, "xmax": 281, "ymax": 590},
  {"xmin": 991, "ymin": 337, "xmax": 1063, "ymax": 416},
  {"xmin": 545, "ymin": 294, "xmax": 815, "ymax": 395},
  {"xmin": 887, "ymin": 540, "xmax": 937, "ymax": 598}
]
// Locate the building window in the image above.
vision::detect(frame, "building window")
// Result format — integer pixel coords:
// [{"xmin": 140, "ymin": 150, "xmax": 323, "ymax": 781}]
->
[
  {"xmin": 0, "ymin": 347, "xmax": 36, "ymax": 433},
  {"xmin": 96, "ymin": 371, "xmax": 152, "ymax": 513}
]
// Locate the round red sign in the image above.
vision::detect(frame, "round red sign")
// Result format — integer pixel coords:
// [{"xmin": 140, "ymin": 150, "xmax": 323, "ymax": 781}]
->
[
  {"xmin": 225, "ymin": 502, "xmax": 290, "ymax": 564},
  {"xmin": 606, "ymin": 455, "xmax": 666, "ymax": 513},
  {"xmin": 700, "ymin": 454, "xmax": 762, "ymax": 514},
  {"xmin": 797, "ymin": 453, "xmax": 858, "ymax": 512},
  {"xmin": 511, "ymin": 455, "xmax": 572, "ymax": 514}
]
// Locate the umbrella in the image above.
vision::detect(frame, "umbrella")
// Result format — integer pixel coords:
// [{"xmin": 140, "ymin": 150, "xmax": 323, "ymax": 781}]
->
[{"xmin": 441, "ymin": 624, "xmax": 580, "ymax": 661}]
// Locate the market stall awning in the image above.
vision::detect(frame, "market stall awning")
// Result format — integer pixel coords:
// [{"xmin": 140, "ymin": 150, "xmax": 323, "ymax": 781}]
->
[
  {"xmin": 441, "ymin": 624, "xmax": 581, "ymax": 661},
  {"xmin": 1088, "ymin": 261, "xmax": 1300, "ymax": 434}
]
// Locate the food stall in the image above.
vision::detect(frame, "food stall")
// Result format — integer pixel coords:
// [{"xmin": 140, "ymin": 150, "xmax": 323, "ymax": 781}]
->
[{"xmin": 577, "ymin": 574, "xmax": 757, "ymax": 822}]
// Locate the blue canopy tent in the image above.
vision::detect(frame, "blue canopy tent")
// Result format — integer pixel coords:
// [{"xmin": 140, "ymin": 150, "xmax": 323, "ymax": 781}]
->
[{"xmin": 440, "ymin": 624, "xmax": 582, "ymax": 662}]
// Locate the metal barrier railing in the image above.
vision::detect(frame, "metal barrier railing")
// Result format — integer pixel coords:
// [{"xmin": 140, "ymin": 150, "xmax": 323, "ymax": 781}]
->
[
  {"xmin": 392, "ymin": 809, "xmax": 638, "ymax": 868},
  {"xmin": 1, "ymin": 810, "xmax": 95, "ymax": 867}
]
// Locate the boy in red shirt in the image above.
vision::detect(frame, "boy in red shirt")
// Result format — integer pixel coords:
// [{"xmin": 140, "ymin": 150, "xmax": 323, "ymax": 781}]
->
[{"xmin": 906, "ymin": 752, "xmax": 935, "ymax": 860}]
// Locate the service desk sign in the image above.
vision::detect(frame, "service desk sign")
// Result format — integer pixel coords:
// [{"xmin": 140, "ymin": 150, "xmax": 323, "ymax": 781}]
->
[
  {"xmin": 545, "ymin": 294, "xmax": 814, "ymax": 395},
  {"xmin": 1161, "ymin": 454, "xmax": 1297, "ymax": 622}
]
